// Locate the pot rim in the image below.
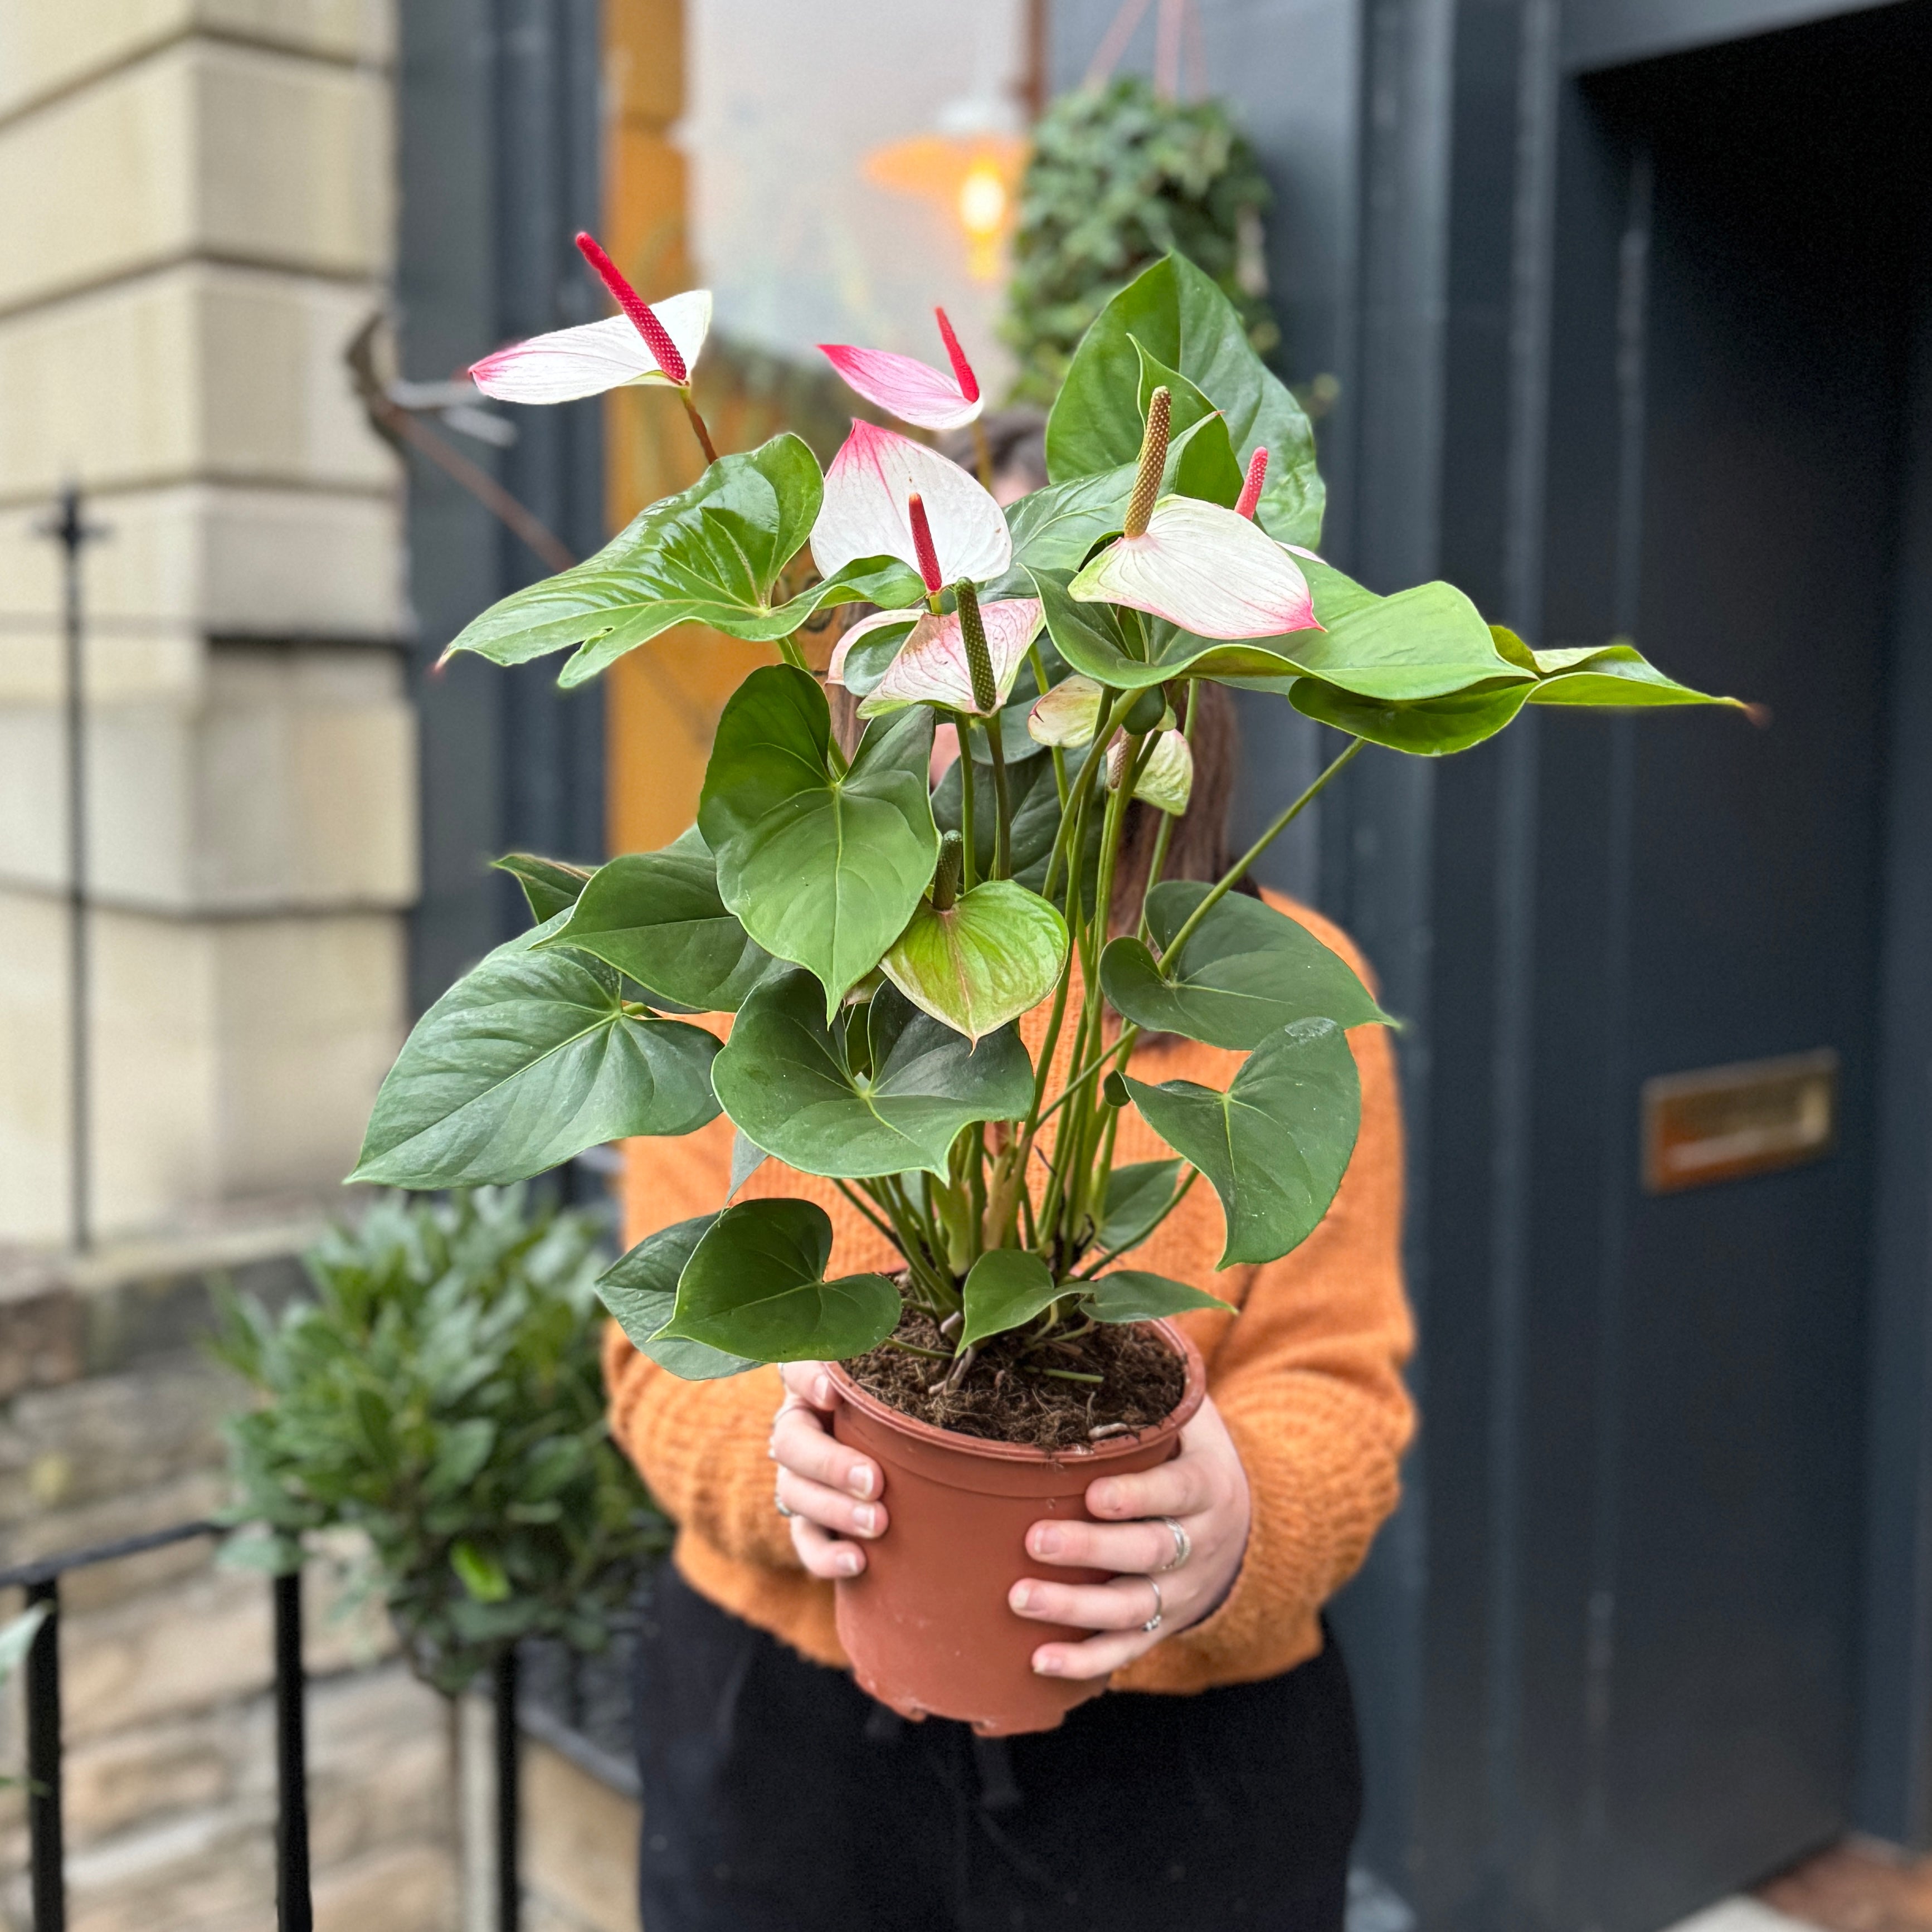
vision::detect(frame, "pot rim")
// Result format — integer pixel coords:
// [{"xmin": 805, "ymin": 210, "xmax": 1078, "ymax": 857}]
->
[{"xmin": 826, "ymin": 1317, "xmax": 1207, "ymax": 1468}]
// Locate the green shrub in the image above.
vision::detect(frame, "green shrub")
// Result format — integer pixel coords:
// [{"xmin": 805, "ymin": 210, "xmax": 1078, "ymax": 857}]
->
[
  {"xmin": 216, "ymin": 1187, "xmax": 666, "ymax": 1697},
  {"xmin": 1002, "ymin": 76, "xmax": 1278, "ymax": 407}
]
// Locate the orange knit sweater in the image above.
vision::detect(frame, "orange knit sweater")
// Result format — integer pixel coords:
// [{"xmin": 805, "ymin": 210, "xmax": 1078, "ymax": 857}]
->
[{"xmin": 604, "ymin": 892, "xmax": 1415, "ymax": 1695}]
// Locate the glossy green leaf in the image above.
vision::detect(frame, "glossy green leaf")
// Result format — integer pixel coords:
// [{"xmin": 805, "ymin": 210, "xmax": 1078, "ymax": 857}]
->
[
  {"xmin": 880, "ymin": 880, "xmax": 1068, "ymax": 1044},
  {"xmin": 1288, "ymin": 678, "xmax": 1532, "ymax": 755},
  {"xmin": 1004, "ymin": 415, "xmax": 1249, "ymax": 578},
  {"xmin": 1046, "ymin": 252, "xmax": 1325, "ymax": 546},
  {"xmin": 1125, "ymin": 1016, "xmax": 1360, "ymax": 1266},
  {"xmin": 1527, "ymin": 641, "xmax": 1744, "ymax": 709},
  {"xmin": 1094, "ymin": 1158, "xmax": 1183, "ymax": 1257},
  {"xmin": 452, "ymin": 1541, "xmax": 510, "ymax": 1603},
  {"xmin": 959, "ymin": 1248, "xmax": 1064, "ymax": 1347},
  {"xmin": 596, "ymin": 1213, "xmax": 756, "ymax": 1381},
  {"xmin": 1132, "ymin": 343, "xmax": 1245, "ymax": 505},
  {"xmin": 1079, "ymin": 1272, "xmax": 1230, "ymax": 1323},
  {"xmin": 441, "ymin": 435, "xmax": 918, "ymax": 685},
  {"xmin": 661, "ymin": 1199, "xmax": 901, "ymax": 1363},
  {"xmin": 1102, "ymin": 881, "xmax": 1391, "ymax": 1049},
  {"xmin": 350, "ymin": 916, "xmax": 722, "ymax": 1189},
  {"xmin": 539, "ymin": 828, "xmax": 771, "ymax": 1011},
  {"xmin": 699, "ymin": 665, "xmax": 937, "ymax": 1017},
  {"xmin": 712, "ymin": 972, "xmax": 1033, "ymax": 1179},
  {"xmin": 493, "ymin": 853, "xmax": 591, "ymax": 924}
]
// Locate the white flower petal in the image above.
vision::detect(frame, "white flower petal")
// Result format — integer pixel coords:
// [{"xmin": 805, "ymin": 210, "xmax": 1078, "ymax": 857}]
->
[
  {"xmin": 1028, "ymin": 675, "xmax": 1105, "ymax": 747},
  {"xmin": 811, "ymin": 422, "xmax": 1011, "ymax": 586},
  {"xmin": 820, "ymin": 344, "xmax": 982, "ymax": 431},
  {"xmin": 1069, "ymin": 496, "xmax": 1319, "ymax": 640},
  {"xmin": 859, "ymin": 599, "xmax": 1042, "ymax": 717},
  {"xmin": 826, "ymin": 607, "xmax": 921, "ymax": 687},
  {"xmin": 1107, "ymin": 728, "xmax": 1195, "ymax": 815},
  {"xmin": 469, "ymin": 290, "xmax": 712, "ymax": 403}
]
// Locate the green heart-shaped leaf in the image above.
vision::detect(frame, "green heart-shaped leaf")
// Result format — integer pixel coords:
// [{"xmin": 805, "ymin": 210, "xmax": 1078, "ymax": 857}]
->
[
  {"xmin": 699, "ymin": 665, "xmax": 938, "ymax": 1018},
  {"xmin": 442, "ymin": 434, "xmax": 920, "ymax": 684},
  {"xmin": 960, "ymin": 1248, "xmax": 1063, "ymax": 1348},
  {"xmin": 880, "ymin": 881, "xmax": 1068, "ymax": 1044},
  {"xmin": 539, "ymin": 828, "xmax": 771, "ymax": 1011},
  {"xmin": 660, "ymin": 1198, "xmax": 902, "ymax": 1362},
  {"xmin": 1102, "ymin": 882, "xmax": 1391, "ymax": 1050},
  {"xmin": 1125, "ymin": 1016, "xmax": 1360, "ymax": 1266},
  {"xmin": 1527, "ymin": 641, "xmax": 1744, "ymax": 709},
  {"xmin": 1095, "ymin": 1159, "xmax": 1184, "ymax": 1258},
  {"xmin": 493, "ymin": 852, "xmax": 591, "ymax": 924},
  {"xmin": 1079, "ymin": 1272, "xmax": 1230, "ymax": 1323},
  {"xmin": 1288, "ymin": 678, "xmax": 1532, "ymax": 755},
  {"xmin": 349, "ymin": 916, "xmax": 722, "ymax": 1188},
  {"xmin": 1046, "ymin": 252, "xmax": 1325, "ymax": 546},
  {"xmin": 597, "ymin": 1213, "xmax": 756, "ymax": 1381},
  {"xmin": 712, "ymin": 972, "xmax": 1034, "ymax": 1179}
]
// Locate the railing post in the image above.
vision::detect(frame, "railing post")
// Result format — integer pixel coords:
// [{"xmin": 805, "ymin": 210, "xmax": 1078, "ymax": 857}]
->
[
  {"xmin": 494, "ymin": 1646, "xmax": 520, "ymax": 1932},
  {"xmin": 25, "ymin": 1578, "xmax": 64, "ymax": 1932},
  {"xmin": 273, "ymin": 1570, "xmax": 313, "ymax": 1932}
]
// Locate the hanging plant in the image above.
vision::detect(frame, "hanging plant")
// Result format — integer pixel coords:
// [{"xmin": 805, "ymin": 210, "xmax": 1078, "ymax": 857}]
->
[{"xmin": 1001, "ymin": 75, "xmax": 1278, "ymax": 408}]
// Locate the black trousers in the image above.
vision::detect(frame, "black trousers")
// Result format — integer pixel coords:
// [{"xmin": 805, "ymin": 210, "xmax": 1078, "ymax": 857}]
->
[{"xmin": 633, "ymin": 1565, "xmax": 1363, "ymax": 1932}]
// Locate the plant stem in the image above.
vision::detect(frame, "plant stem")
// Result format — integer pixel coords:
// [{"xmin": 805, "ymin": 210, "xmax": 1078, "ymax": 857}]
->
[
  {"xmin": 1076, "ymin": 1167, "xmax": 1200, "ymax": 1277},
  {"xmin": 1027, "ymin": 644, "xmax": 1070, "ymax": 811},
  {"xmin": 1158, "ymin": 736, "xmax": 1365, "ymax": 969},
  {"xmin": 956, "ymin": 714, "xmax": 980, "ymax": 891},
  {"xmin": 1136, "ymin": 682, "xmax": 1198, "ymax": 941},
  {"xmin": 986, "ymin": 721, "xmax": 1013, "ymax": 880},
  {"xmin": 679, "ymin": 388, "xmax": 719, "ymax": 465}
]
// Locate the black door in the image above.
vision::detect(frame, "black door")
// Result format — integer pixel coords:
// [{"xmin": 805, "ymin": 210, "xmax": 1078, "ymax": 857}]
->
[{"xmin": 1503, "ymin": 11, "xmax": 1931, "ymax": 1928}]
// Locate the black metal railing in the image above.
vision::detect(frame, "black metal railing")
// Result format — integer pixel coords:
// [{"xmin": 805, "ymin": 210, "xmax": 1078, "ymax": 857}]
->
[{"xmin": 1, "ymin": 1522, "xmax": 530, "ymax": 1932}]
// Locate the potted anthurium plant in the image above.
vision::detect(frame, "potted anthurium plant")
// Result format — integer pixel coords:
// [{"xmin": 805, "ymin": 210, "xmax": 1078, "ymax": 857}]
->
[{"xmin": 352, "ymin": 232, "xmax": 1738, "ymax": 1733}]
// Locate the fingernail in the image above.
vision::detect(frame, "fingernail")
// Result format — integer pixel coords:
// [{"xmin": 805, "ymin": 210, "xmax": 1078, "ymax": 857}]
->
[
  {"xmin": 1034, "ymin": 1651, "xmax": 1063, "ymax": 1676},
  {"xmin": 1091, "ymin": 1482, "xmax": 1120, "ymax": 1515},
  {"xmin": 1011, "ymin": 1583, "xmax": 1035, "ymax": 1613},
  {"xmin": 814, "ymin": 1375, "xmax": 833, "ymax": 1407},
  {"xmin": 853, "ymin": 1504, "xmax": 878, "ymax": 1534},
  {"xmin": 836, "ymin": 1548, "xmax": 861, "ymax": 1576},
  {"xmin": 1031, "ymin": 1526, "xmax": 1064, "ymax": 1559},
  {"xmin": 848, "ymin": 1465, "xmax": 874, "ymax": 1500}
]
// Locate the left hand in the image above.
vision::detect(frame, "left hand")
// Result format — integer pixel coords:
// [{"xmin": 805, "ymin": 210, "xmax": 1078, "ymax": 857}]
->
[{"xmin": 1010, "ymin": 1393, "xmax": 1251, "ymax": 1681}]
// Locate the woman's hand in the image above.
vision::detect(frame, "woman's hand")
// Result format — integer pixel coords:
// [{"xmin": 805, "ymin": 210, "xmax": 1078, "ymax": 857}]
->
[
  {"xmin": 1010, "ymin": 1394, "xmax": 1251, "ymax": 1681},
  {"xmin": 770, "ymin": 1362, "xmax": 885, "ymax": 1579}
]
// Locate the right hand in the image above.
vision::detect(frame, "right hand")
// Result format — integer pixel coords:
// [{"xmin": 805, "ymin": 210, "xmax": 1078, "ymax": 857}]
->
[{"xmin": 771, "ymin": 1362, "xmax": 887, "ymax": 1579}]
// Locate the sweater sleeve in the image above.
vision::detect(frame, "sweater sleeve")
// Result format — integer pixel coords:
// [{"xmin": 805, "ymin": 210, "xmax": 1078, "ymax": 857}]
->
[
  {"xmin": 602, "ymin": 1115, "xmax": 802, "ymax": 1574},
  {"xmin": 1118, "ymin": 1000, "xmax": 1415, "ymax": 1692}
]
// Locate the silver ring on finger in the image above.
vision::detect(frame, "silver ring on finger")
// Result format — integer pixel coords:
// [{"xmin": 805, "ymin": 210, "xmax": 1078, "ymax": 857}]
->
[
  {"xmin": 774, "ymin": 1480, "xmax": 795, "ymax": 1520},
  {"xmin": 1155, "ymin": 1516, "xmax": 1191, "ymax": 1573},
  {"xmin": 1141, "ymin": 1576, "xmax": 1164, "ymax": 1633}
]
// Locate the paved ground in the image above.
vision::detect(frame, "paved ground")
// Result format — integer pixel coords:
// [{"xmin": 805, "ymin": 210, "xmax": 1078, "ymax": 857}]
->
[{"xmin": 1670, "ymin": 1840, "xmax": 1932, "ymax": 1932}]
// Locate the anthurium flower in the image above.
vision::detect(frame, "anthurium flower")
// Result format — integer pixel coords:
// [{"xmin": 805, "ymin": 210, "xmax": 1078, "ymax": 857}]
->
[
  {"xmin": 1108, "ymin": 728, "xmax": 1195, "ymax": 816},
  {"xmin": 810, "ymin": 422, "xmax": 1010, "ymax": 590},
  {"xmin": 1028, "ymin": 674, "xmax": 1105, "ymax": 747},
  {"xmin": 471, "ymin": 236, "xmax": 711, "ymax": 404},
  {"xmin": 819, "ymin": 308, "xmax": 983, "ymax": 431},
  {"xmin": 1070, "ymin": 388, "xmax": 1320, "ymax": 641},
  {"xmin": 830, "ymin": 596, "xmax": 1043, "ymax": 718}
]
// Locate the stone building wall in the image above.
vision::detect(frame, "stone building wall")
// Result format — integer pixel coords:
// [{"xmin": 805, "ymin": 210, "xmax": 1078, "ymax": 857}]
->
[{"xmin": 0, "ymin": 0, "xmax": 415, "ymax": 1249}]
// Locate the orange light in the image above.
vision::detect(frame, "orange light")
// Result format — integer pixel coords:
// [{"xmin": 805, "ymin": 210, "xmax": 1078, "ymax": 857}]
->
[{"xmin": 864, "ymin": 133, "xmax": 1028, "ymax": 283}]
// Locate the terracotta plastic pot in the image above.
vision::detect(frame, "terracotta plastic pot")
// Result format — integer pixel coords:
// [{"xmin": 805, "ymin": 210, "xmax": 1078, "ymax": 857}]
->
[{"xmin": 828, "ymin": 1320, "xmax": 1207, "ymax": 1737}]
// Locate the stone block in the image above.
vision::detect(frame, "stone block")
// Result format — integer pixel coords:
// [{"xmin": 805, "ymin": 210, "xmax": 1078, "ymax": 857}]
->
[
  {"xmin": 0, "ymin": 264, "xmax": 398, "ymax": 501},
  {"xmin": 0, "ymin": 2, "xmax": 395, "ymax": 125},
  {"xmin": 0, "ymin": 646, "xmax": 417, "ymax": 912},
  {"xmin": 0, "ymin": 488, "xmax": 407, "ymax": 705},
  {"xmin": 313, "ymin": 1842, "xmax": 458, "ymax": 1932},
  {"xmin": 0, "ymin": 41, "xmax": 391, "ymax": 314},
  {"xmin": 523, "ymin": 1742, "xmax": 641, "ymax": 1932},
  {"xmin": 0, "ymin": 891, "xmax": 405, "ymax": 1245}
]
